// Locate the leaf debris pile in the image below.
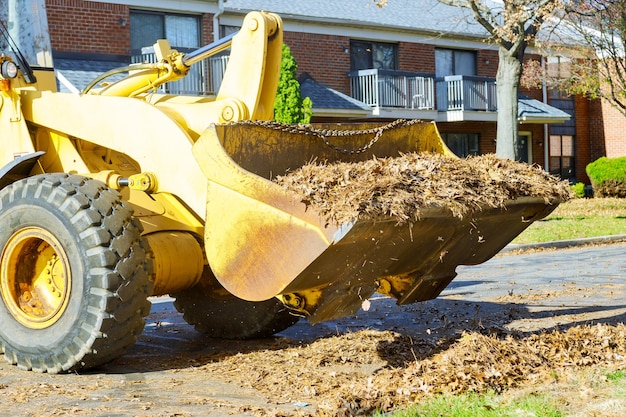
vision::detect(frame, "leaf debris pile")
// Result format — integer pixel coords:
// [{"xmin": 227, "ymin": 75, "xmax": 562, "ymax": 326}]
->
[
  {"xmin": 275, "ymin": 153, "xmax": 573, "ymax": 225},
  {"xmin": 201, "ymin": 323, "xmax": 626, "ymax": 416}
]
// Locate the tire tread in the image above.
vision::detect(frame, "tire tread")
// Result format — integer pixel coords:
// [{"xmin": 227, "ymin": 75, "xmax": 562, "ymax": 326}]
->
[{"xmin": 0, "ymin": 174, "xmax": 152, "ymax": 373}]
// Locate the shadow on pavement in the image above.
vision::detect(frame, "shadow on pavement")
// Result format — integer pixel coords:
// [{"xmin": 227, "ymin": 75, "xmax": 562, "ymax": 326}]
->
[{"xmin": 98, "ymin": 291, "xmax": 626, "ymax": 375}]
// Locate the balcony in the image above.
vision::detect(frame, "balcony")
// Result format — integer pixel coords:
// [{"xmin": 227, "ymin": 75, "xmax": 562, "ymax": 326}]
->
[
  {"xmin": 348, "ymin": 69, "xmax": 497, "ymax": 121},
  {"xmin": 129, "ymin": 49, "xmax": 497, "ymax": 122},
  {"xmin": 436, "ymin": 75, "xmax": 497, "ymax": 122},
  {"xmin": 131, "ymin": 47, "xmax": 229, "ymax": 96},
  {"xmin": 348, "ymin": 69, "xmax": 435, "ymax": 109}
]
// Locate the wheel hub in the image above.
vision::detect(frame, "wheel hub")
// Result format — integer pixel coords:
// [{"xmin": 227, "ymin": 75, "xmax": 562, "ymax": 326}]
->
[{"xmin": 1, "ymin": 227, "xmax": 71, "ymax": 329}]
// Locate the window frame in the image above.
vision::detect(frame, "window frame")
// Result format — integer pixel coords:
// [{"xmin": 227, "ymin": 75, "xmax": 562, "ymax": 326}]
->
[
  {"xmin": 548, "ymin": 134, "xmax": 576, "ymax": 180},
  {"xmin": 130, "ymin": 9, "xmax": 201, "ymax": 54},
  {"xmin": 349, "ymin": 39, "xmax": 398, "ymax": 71},
  {"xmin": 435, "ymin": 48, "xmax": 477, "ymax": 77},
  {"xmin": 441, "ymin": 132, "xmax": 480, "ymax": 158}
]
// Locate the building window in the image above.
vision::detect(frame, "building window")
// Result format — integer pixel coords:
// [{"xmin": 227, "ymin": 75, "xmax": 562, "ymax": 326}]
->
[
  {"xmin": 441, "ymin": 133, "xmax": 480, "ymax": 157},
  {"xmin": 546, "ymin": 56, "xmax": 573, "ymax": 98},
  {"xmin": 549, "ymin": 135, "xmax": 575, "ymax": 179},
  {"xmin": 220, "ymin": 25, "xmax": 239, "ymax": 38},
  {"xmin": 435, "ymin": 48, "xmax": 476, "ymax": 77},
  {"xmin": 350, "ymin": 40, "xmax": 397, "ymax": 71},
  {"xmin": 548, "ymin": 88, "xmax": 571, "ymax": 100},
  {"xmin": 130, "ymin": 10, "xmax": 200, "ymax": 52}
]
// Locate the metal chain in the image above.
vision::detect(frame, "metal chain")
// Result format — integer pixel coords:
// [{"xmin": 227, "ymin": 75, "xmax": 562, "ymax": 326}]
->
[{"xmin": 232, "ymin": 119, "xmax": 423, "ymax": 154}]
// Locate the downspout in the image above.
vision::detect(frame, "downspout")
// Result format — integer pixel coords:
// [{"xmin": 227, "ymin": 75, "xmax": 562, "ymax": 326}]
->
[
  {"xmin": 213, "ymin": 0, "xmax": 224, "ymax": 41},
  {"xmin": 542, "ymin": 55, "xmax": 549, "ymax": 171}
]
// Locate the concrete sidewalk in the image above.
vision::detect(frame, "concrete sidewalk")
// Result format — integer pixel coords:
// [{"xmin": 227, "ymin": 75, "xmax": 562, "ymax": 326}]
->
[{"xmin": 502, "ymin": 234, "xmax": 626, "ymax": 253}]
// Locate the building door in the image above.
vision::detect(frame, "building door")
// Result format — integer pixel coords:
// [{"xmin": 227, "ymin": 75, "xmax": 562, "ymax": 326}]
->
[{"xmin": 517, "ymin": 132, "xmax": 531, "ymax": 163}]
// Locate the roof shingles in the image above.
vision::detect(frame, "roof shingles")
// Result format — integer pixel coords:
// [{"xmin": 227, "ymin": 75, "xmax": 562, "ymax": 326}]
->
[
  {"xmin": 299, "ymin": 73, "xmax": 371, "ymax": 112},
  {"xmin": 54, "ymin": 58, "xmax": 128, "ymax": 93},
  {"xmin": 223, "ymin": 0, "xmax": 489, "ymax": 37}
]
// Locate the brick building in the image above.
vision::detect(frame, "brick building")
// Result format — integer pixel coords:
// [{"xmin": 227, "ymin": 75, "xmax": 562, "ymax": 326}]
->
[{"xmin": 42, "ymin": 0, "xmax": 626, "ymax": 185}]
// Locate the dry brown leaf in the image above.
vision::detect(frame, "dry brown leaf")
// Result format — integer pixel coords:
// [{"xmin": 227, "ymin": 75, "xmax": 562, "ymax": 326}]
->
[{"xmin": 275, "ymin": 153, "xmax": 573, "ymax": 226}]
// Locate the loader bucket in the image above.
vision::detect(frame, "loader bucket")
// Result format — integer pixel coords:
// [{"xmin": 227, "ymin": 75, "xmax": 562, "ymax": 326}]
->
[{"xmin": 192, "ymin": 121, "xmax": 564, "ymax": 323}]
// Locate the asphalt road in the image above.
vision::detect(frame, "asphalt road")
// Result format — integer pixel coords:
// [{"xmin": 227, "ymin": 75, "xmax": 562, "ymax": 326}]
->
[{"xmin": 1, "ymin": 242, "xmax": 625, "ymax": 416}]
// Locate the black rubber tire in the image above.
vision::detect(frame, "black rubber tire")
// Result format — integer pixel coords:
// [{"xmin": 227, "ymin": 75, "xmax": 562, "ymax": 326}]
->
[
  {"xmin": 173, "ymin": 268, "xmax": 299, "ymax": 339},
  {"xmin": 0, "ymin": 174, "xmax": 152, "ymax": 373}
]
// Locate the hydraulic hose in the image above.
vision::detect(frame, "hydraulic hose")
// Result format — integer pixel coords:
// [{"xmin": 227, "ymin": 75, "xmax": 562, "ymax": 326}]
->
[{"xmin": 81, "ymin": 63, "xmax": 158, "ymax": 95}]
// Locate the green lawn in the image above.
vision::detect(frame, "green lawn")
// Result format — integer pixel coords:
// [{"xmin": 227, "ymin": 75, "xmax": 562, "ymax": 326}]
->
[
  {"xmin": 375, "ymin": 391, "xmax": 563, "ymax": 417},
  {"xmin": 375, "ymin": 367, "xmax": 626, "ymax": 417},
  {"xmin": 512, "ymin": 197, "xmax": 626, "ymax": 244}
]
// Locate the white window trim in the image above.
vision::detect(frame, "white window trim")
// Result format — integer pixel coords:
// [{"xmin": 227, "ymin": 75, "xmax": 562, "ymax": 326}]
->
[{"xmin": 87, "ymin": 0, "xmax": 216, "ymax": 14}]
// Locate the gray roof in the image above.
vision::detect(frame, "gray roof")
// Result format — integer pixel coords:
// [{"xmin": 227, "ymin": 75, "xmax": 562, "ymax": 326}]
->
[
  {"xmin": 518, "ymin": 94, "xmax": 571, "ymax": 123},
  {"xmin": 223, "ymin": 0, "xmax": 490, "ymax": 38},
  {"xmin": 54, "ymin": 57, "xmax": 128, "ymax": 93},
  {"xmin": 299, "ymin": 73, "xmax": 371, "ymax": 114}
]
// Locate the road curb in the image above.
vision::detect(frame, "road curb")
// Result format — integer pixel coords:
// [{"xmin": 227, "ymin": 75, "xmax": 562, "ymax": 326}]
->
[{"xmin": 501, "ymin": 234, "xmax": 626, "ymax": 254}]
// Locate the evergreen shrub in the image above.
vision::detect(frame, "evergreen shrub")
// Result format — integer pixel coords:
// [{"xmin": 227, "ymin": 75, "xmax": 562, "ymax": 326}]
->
[
  {"xmin": 586, "ymin": 156, "xmax": 626, "ymax": 197},
  {"xmin": 274, "ymin": 44, "xmax": 312, "ymax": 124}
]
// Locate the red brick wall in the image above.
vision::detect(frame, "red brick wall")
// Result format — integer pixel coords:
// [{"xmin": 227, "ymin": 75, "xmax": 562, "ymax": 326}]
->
[
  {"xmin": 283, "ymin": 32, "xmax": 351, "ymax": 93},
  {"xmin": 587, "ymin": 97, "xmax": 626, "ymax": 161},
  {"xmin": 201, "ymin": 13, "xmax": 213, "ymax": 45},
  {"xmin": 576, "ymin": 96, "xmax": 626, "ymax": 183},
  {"xmin": 46, "ymin": 1, "xmax": 213, "ymax": 56},
  {"xmin": 588, "ymin": 98, "xmax": 607, "ymax": 162},
  {"xmin": 282, "ymin": 36, "xmax": 501, "ymax": 93},
  {"xmin": 476, "ymin": 50, "xmax": 498, "ymax": 78},
  {"xmin": 599, "ymin": 100, "xmax": 626, "ymax": 158},
  {"xmin": 46, "ymin": 0, "xmax": 130, "ymax": 55},
  {"xmin": 399, "ymin": 42, "xmax": 435, "ymax": 73}
]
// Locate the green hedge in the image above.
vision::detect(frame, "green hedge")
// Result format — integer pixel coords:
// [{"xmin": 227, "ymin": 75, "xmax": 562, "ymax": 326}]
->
[
  {"xmin": 586, "ymin": 156, "xmax": 626, "ymax": 197},
  {"xmin": 570, "ymin": 182, "xmax": 585, "ymax": 198}
]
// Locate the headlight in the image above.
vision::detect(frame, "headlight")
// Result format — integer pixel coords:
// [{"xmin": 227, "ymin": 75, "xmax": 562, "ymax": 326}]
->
[{"xmin": 1, "ymin": 60, "xmax": 18, "ymax": 79}]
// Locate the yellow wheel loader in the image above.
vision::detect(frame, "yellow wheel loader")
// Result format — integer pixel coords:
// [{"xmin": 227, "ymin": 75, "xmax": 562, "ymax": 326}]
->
[{"xmin": 0, "ymin": 2, "xmax": 567, "ymax": 373}]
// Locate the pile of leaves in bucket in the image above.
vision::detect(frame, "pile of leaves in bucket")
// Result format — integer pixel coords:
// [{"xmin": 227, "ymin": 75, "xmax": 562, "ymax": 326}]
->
[
  {"xmin": 204, "ymin": 323, "xmax": 626, "ymax": 416},
  {"xmin": 275, "ymin": 153, "xmax": 573, "ymax": 225}
]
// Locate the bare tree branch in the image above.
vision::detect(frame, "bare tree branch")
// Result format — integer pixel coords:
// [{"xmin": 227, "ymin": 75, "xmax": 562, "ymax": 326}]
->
[
  {"xmin": 436, "ymin": 0, "xmax": 563, "ymax": 159},
  {"xmin": 548, "ymin": 0, "xmax": 626, "ymax": 116}
]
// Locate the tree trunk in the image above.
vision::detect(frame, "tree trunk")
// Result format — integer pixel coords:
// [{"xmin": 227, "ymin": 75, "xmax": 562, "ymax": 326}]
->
[{"xmin": 495, "ymin": 47, "xmax": 523, "ymax": 160}]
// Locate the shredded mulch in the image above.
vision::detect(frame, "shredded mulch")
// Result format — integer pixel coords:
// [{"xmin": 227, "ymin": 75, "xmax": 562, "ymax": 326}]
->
[
  {"xmin": 275, "ymin": 153, "xmax": 573, "ymax": 226},
  {"xmin": 202, "ymin": 323, "xmax": 626, "ymax": 416}
]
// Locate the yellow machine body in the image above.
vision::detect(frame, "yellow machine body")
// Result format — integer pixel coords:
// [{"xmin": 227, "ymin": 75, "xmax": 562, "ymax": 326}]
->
[
  {"xmin": 1, "ymin": 11, "xmax": 283, "ymax": 297},
  {"xmin": 0, "ymin": 10, "xmax": 559, "ymax": 327}
]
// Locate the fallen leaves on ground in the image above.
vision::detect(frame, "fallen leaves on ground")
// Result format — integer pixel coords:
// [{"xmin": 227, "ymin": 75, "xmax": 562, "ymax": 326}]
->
[{"xmin": 199, "ymin": 323, "xmax": 626, "ymax": 416}]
